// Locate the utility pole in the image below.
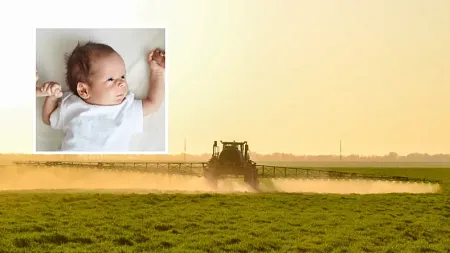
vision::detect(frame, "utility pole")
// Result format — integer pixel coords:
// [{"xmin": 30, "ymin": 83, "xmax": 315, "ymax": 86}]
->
[{"xmin": 184, "ymin": 138, "xmax": 186, "ymax": 162}]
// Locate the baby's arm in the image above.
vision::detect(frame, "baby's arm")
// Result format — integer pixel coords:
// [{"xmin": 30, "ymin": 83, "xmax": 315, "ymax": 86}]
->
[
  {"xmin": 142, "ymin": 49, "xmax": 165, "ymax": 116},
  {"xmin": 40, "ymin": 82, "xmax": 63, "ymax": 125}
]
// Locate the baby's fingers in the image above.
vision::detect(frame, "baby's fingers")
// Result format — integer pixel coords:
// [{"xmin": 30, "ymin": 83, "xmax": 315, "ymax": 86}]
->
[
  {"xmin": 54, "ymin": 92, "xmax": 63, "ymax": 98},
  {"xmin": 148, "ymin": 48, "xmax": 164, "ymax": 61},
  {"xmin": 50, "ymin": 84, "xmax": 59, "ymax": 93},
  {"xmin": 50, "ymin": 84, "xmax": 62, "ymax": 96},
  {"xmin": 39, "ymin": 82, "xmax": 50, "ymax": 94},
  {"xmin": 54, "ymin": 88, "xmax": 63, "ymax": 98},
  {"xmin": 36, "ymin": 87, "xmax": 47, "ymax": 97},
  {"xmin": 39, "ymin": 82, "xmax": 60, "ymax": 96},
  {"xmin": 160, "ymin": 55, "xmax": 165, "ymax": 68}
]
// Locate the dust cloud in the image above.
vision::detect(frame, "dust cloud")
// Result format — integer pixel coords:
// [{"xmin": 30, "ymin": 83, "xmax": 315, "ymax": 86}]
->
[
  {"xmin": 0, "ymin": 166, "xmax": 441, "ymax": 194},
  {"xmin": 0, "ymin": 166, "xmax": 254, "ymax": 194},
  {"xmin": 267, "ymin": 178, "xmax": 441, "ymax": 194}
]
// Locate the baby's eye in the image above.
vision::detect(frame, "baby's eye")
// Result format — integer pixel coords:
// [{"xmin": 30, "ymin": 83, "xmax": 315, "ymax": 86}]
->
[
  {"xmin": 122, "ymin": 75, "xmax": 126, "ymax": 79},
  {"xmin": 107, "ymin": 78, "xmax": 114, "ymax": 82}
]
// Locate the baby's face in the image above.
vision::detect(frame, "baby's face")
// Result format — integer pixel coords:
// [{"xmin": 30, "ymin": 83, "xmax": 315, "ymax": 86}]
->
[{"xmin": 87, "ymin": 52, "xmax": 128, "ymax": 105}]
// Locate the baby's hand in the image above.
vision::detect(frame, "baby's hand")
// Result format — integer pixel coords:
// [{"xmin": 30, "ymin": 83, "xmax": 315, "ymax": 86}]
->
[
  {"xmin": 148, "ymin": 48, "xmax": 165, "ymax": 71},
  {"xmin": 38, "ymin": 81, "xmax": 63, "ymax": 99}
]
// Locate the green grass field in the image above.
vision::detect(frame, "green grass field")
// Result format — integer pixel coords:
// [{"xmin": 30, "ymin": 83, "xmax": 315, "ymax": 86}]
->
[{"xmin": 0, "ymin": 163, "xmax": 449, "ymax": 253}]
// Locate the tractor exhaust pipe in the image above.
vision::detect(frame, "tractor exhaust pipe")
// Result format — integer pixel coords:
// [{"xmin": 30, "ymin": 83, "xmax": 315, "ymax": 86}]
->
[
  {"xmin": 244, "ymin": 144, "xmax": 249, "ymax": 160},
  {"xmin": 213, "ymin": 141, "xmax": 218, "ymax": 157}
]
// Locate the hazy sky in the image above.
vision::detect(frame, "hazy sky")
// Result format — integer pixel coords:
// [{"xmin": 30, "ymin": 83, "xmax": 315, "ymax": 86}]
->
[{"xmin": 2, "ymin": 0, "xmax": 449, "ymax": 155}]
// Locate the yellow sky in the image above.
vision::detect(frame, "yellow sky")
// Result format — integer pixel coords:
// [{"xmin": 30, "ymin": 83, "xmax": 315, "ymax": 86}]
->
[{"xmin": 2, "ymin": 0, "xmax": 450, "ymax": 155}]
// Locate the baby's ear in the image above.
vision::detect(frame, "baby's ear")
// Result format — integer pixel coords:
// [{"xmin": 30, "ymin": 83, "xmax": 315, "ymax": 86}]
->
[{"xmin": 77, "ymin": 82, "xmax": 90, "ymax": 99}]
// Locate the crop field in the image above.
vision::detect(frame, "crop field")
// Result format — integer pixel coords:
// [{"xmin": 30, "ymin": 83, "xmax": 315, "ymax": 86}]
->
[{"xmin": 0, "ymin": 162, "xmax": 449, "ymax": 252}]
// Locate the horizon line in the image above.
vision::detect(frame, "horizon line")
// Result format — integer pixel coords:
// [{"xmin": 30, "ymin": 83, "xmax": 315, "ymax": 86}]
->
[{"xmin": 1, "ymin": 152, "xmax": 449, "ymax": 156}]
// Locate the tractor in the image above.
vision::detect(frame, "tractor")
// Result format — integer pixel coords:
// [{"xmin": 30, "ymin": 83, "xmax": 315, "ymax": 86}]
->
[{"xmin": 203, "ymin": 140, "xmax": 259, "ymax": 190}]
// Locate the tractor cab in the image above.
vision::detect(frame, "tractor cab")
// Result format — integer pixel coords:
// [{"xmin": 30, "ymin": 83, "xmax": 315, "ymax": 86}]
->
[
  {"xmin": 210, "ymin": 140, "xmax": 251, "ymax": 166},
  {"xmin": 205, "ymin": 140, "xmax": 259, "ymax": 190}
]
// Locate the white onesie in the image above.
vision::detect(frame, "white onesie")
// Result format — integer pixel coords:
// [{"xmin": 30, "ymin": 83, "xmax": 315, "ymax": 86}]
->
[{"xmin": 49, "ymin": 91, "xmax": 144, "ymax": 152}]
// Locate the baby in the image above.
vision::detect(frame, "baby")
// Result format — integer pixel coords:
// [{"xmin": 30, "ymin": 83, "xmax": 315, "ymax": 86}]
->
[{"xmin": 40, "ymin": 41, "xmax": 165, "ymax": 152}]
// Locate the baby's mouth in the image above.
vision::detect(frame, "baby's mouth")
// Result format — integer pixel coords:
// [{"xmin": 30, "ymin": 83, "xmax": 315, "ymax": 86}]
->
[{"xmin": 116, "ymin": 93, "xmax": 127, "ymax": 103}]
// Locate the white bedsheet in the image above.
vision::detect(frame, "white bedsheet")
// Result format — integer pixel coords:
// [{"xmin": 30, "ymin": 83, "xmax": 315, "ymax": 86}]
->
[{"xmin": 35, "ymin": 28, "xmax": 166, "ymax": 153}]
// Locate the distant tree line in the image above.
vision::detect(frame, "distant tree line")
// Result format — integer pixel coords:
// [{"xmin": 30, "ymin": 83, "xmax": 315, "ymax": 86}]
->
[
  {"xmin": 249, "ymin": 152, "xmax": 450, "ymax": 162},
  {"xmin": 3, "ymin": 152, "xmax": 450, "ymax": 163}
]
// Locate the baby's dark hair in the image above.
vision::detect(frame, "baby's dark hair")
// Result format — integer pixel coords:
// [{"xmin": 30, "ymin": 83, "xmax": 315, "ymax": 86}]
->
[{"xmin": 65, "ymin": 41, "xmax": 117, "ymax": 96}]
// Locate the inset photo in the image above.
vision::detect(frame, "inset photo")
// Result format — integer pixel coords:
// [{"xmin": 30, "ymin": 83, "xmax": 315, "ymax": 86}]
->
[{"xmin": 35, "ymin": 28, "xmax": 167, "ymax": 154}]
